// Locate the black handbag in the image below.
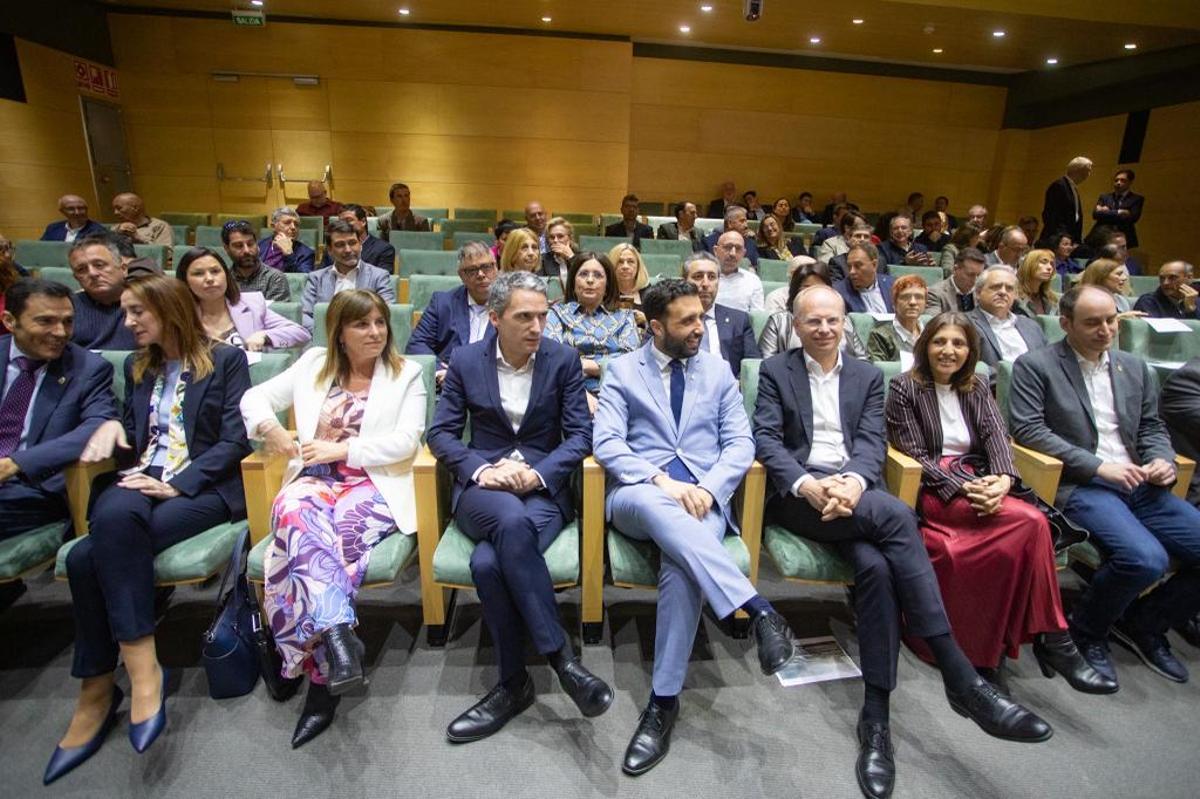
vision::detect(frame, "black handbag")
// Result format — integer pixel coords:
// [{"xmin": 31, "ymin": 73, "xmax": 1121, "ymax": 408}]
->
[
  {"xmin": 202, "ymin": 526, "xmax": 301, "ymax": 701},
  {"xmin": 944, "ymin": 454, "xmax": 1090, "ymax": 553}
]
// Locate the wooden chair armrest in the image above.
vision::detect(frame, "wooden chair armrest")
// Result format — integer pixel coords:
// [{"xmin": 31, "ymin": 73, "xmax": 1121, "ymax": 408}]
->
[
  {"xmin": 581, "ymin": 456, "xmax": 607, "ymax": 626},
  {"xmin": 1174, "ymin": 455, "xmax": 1196, "ymax": 501},
  {"xmin": 735, "ymin": 460, "xmax": 766, "ymax": 585},
  {"xmin": 885, "ymin": 446, "xmax": 922, "ymax": 510},
  {"xmin": 414, "ymin": 444, "xmax": 450, "ymax": 626},
  {"xmin": 240, "ymin": 447, "xmax": 290, "ymax": 547},
  {"xmin": 1011, "ymin": 442, "xmax": 1063, "ymax": 505},
  {"xmin": 63, "ymin": 458, "xmax": 116, "ymax": 537}
]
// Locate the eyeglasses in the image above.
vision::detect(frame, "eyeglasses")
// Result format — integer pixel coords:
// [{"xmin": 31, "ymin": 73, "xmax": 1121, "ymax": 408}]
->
[{"xmin": 460, "ymin": 262, "xmax": 497, "ymax": 278}]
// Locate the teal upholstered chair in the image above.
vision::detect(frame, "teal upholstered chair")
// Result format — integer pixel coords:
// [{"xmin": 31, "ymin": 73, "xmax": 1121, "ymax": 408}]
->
[
  {"xmin": 1117, "ymin": 317, "xmax": 1200, "ymax": 364},
  {"xmin": 439, "ymin": 219, "xmax": 491, "ymax": 236},
  {"xmin": 283, "ymin": 272, "xmax": 308, "ymax": 300},
  {"xmin": 451, "ymin": 231, "xmax": 492, "ymax": 251},
  {"xmin": 641, "ymin": 254, "xmax": 682, "ymax": 281},
  {"xmin": 33, "ymin": 266, "xmax": 75, "ymax": 288},
  {"xmin": 639, "ymin": 239, "xmax": 693, "ymax": 259},
  {"xmin": 748, "ymin": 309, "xmax": 771, "ymax": 341},
  {"xmin": 1035, "ymin": 314, "xmax": 1066, "ymax": 344},
  {"xmin": 453, "ymin": 208, "xmax": 498, "ymax": 221},
  {"xmin": 580, "ymin": 235, "xmax": 628, "ymax": 252},
  {"xmin": 194, "ymin": 226, "xmax": 224, "ymax": 249},
  {"xmin": 1128, "ymin": 275, "xmax": 1159, "ymax": 298},
  {"xmin": 758, "ymin": 260, "xmax": 790, "ymax": 283},
  {"xmin": 388, "ymin": 230, "xmax": 446, "ymax": 251},
  {"xmin": 889, "ymin": 265, "xmax": 942, "ymax": 285},
  {"xmin": 397, "ymin": 250, "xmax": 459, "ymax": 278},
  {"xmin": 15, "ymin": 240, "xmax": 71, "ymax": 268},
  {"xmin": 412, "ymin": 208, "xmax": 449, "ymax": 221},
  {"xmin": 160, "ymin": 212, "xmax": 211, "ymax": 230},
  {"xmin": 312, "ymin": 302, "xmax": 412, "ymax": 352},
  {"xmin": 170, "ymin": 225, "xmax": 190, "ymax": 246},
  {"xmin": 409, "ymin": 275, "xmax": 462, "ymax": 316}
]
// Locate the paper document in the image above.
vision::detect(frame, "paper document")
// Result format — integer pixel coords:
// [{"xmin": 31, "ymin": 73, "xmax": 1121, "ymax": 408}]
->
[
  {"xmin": 1144, "ymin": 318, "xmax": 1192, "ymax": 334},
  {"xmin": 775, "ymin": 635, "xmax": 862, "ymax": 687}
]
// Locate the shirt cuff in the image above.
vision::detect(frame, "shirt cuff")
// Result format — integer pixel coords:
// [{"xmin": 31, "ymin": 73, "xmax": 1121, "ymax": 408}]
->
[
  {"xmin": 471, "ymin": 463, "xmax": 489, "ymax": 484},
  {"xmin": 842, "ymin": 472, "xmax": 868, "ymax": 493},
  {"xmin": 791, "ymin": 474, "xmax": 812, "ymax": 496},
  {"xmin": 531, "ymin": 469, "xmax": 547, "ymax": 490}
]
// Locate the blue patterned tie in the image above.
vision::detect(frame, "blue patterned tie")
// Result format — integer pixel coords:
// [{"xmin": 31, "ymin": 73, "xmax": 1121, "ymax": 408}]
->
[
  {"xmin": 0, "ymin": 356, "xmax": 44, "ymax": 458},
  {"xmin": 669, "ymin": 358, "xmax": 684, "ymax": 426}
]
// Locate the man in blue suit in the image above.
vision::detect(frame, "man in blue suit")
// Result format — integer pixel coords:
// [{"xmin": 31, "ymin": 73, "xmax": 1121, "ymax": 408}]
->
[
  {"xmin": 405, "ymin": 242, "xmax": 496, "ymax": 381},
  {"xmin": 258, "ymin": 207, "xmax": 316, "ymax": 274},
  {"xmin": 428, "ymin": 270, "xmax": 612, "ymax": 743},
  {"xmin": 0, "ymin": 279, "xmax": 117, "ymax": 540},
  {"xmin": 834, "ymin": 242, "xmax": 895, "ymax": 314},
  {"xmin": 593, "ymin": 279, "xmax": 796, "ymax": 777},
  {"xmin": 682, "ymin": 252, "xmax": 759, "ymax": 377},
  {"xmin": 301, "ymin": 220, "xmax": 395, "ymax": 332},
  {"xmin": 39, "ymin": 195, "xmax": 108, "ymax": 242}
]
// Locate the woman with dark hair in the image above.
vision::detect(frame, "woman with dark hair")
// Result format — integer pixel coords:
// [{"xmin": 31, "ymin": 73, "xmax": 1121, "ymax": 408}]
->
[
  {"xmin": 1051, "ymin": 232, "xmax": 1078, "ymax": 276},
  {"xmin": 0, "ymin": 235, "xmax": 23, "ymax": 334},
  {"xmin": 240, "ymin": 289, "xmax": 426, "ymax": 747},
  {"xmin": 176, "ymin": 247, "xmax": 309, "ymax": 351},
  {"xmin": 757, "ymin": 259, "xmax": 868, "ymax": 358},
  {"xmin": 48, "ymin": 274, "xmax": 252, "ymax": 783},
  {"xmin": 884, "ymin": 312, "xmax": 1114, "ymax": 695},
  {"xmin": 769, "ymin": 196, "xmax": 795, "ymax": 233},
  {"xmin": 756, "ymin": 215, "xmax": 804, "ymax": 261},
  {"xmin": 938, "ymin": 222, "xmax": 983, "ymax": 276},
  {"xmin": 545, "ymin": 252, "xmax": 640, "ymax": 408}
]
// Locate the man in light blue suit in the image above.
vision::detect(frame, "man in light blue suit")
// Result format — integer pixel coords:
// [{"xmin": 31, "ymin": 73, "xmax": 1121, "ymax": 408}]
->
[{"xmin": 593, "ymin": 279, "xmax": 795, "ymax": 777}]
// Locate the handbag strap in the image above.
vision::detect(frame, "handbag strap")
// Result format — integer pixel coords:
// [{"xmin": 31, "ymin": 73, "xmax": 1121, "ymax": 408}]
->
[
  {"xmin": 212, "ymin": 525, "xmax": 252, "ymax": 612},
  {"xmin": 945, "ymin": 453, "xmax": 989, "ymax": 484}
]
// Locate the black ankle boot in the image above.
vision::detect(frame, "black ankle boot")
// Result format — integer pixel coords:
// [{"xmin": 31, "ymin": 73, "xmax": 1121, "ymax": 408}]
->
[
  {"xmin": 291, "ymin": 682, "xmax": 340, "ymax": 749},
  {"xmin": 323, "ymin": 623, "xmax": 366, "ymax": 696}
]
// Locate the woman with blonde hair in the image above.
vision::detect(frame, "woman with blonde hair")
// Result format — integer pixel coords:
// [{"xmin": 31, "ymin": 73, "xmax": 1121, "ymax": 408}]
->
[
  {"xmin": 607, "ymin": 242, "xmax": 650, "ymax": 315},
  {"xmin": 499, "ymin": 227, "xmax": 542, "ymax": 273},
  {"xmin": 1015, "ymin": 249, "xmax": 1060, "ymax": 317},
  {"xmin": 756, "ymin": 215, "xmax": 803, "ymax": 261},
  {"xmin": 1080, "ymin": 258, "xmax": 1139, "ymax": 315},
  {"xmin": 49, "ymin": 274, "xmax": 252, "ymax": 782},
  {"xmin": 240, "ymin": 289, "xmax": 427, "ymax": 747},
  {"xmin": 539, "ymin": 217, "xmax": 578, "ymax": 285}
]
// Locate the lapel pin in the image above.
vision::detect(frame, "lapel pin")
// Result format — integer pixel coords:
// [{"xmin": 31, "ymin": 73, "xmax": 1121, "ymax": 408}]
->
[{"xmin": 58, "ymin": 376, "xmax": 67, "ymax": 385}]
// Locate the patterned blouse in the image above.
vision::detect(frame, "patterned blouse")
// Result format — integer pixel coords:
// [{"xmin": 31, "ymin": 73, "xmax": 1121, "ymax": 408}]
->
[{"xmin": 544, "ymin": 301, "xmax": 641, "ymax": 391}]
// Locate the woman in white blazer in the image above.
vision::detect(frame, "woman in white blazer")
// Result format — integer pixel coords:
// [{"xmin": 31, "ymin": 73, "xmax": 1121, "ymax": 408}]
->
[{"xmin": 239, "ymin": 289, "xmax": 425, "ymax": 748}]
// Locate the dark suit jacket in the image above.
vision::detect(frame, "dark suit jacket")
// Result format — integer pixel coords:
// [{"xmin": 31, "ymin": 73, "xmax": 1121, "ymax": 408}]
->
[
  {"xmin": 604, "ymin": 221, "xmax": 653, "ymax": 242},
  {"xmin": 967, "ymin": 308, "xmax": 1048, "ymax": 369},
  {"xmin": 40, "ymin": 220, "xmax": 108, "ymax": 241},
  {"xmin": 709, "ymin": 303, "xmax": 761, "ymax": 377},
  {"xmin": 885, "ymin": 372, "xmax": 1017, "ymax": 501},
  {"xmin": 1133, "ymin": 288, "xmax": 1199, "ymax": 320},
  {"xmin": 258, "ymin": 236, "xmax": 316, "ymax": 274},
  {"xmin": 701, "ymin": 230, "xmax": 760, "ymax": 266},
  {"xmin": 404, "ymin": 284, "xmax": 494, "ymax": 367},
  {"xmin": 426, "ymin": 337, "xmax": 592, "ymax": 520},
  {"xmin": 320, "ymin": 234, "xmax": 396, "ymax": 273},
  {"xmin": 1009, "ymin": 340, "xmax": 1174, "ymax": 505},
  {"xmin": 1160, "ymin": 356, "xmax": 1200, "ymax": 505},
  {"xmin": 1, "ymin": 339, "xmax": 117, "ymax": 496},
  {"xmin": 655, "ymin": 222, "xmax": 703, "ymax": 251},
  {"xmin": 753, "ymin": 348, "xmax": 887, "ymax": 499},
  {"xmin": 1091, "ymin": 190, "xmax": 1144, "ymax": 248},
  {"xmin": 117, "ymin": 344, "xmax": 252, "ymax": 516},
  {"xmin": 834, "ymin": 274, "xmax": 896, "ymax": 314},
  {"xmin": 1041, "ymin": 176, "xmax": 1083, "ymax": 244},
  {"xmin": 706, "ymin": 198, "xmax": 729, "ymax": 219},
  {"xmin": 878, "ymin": 240, "xmax": 929, "ymax": 267}
]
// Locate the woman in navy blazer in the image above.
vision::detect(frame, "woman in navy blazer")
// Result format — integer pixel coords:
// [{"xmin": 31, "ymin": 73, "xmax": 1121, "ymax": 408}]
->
[
  {"xmin": 177, "ymin": 247, "xmax": 310, "ymax": 351},
  {"xmin": 46, "ymin": 274, "xmax": 251, "ymax": 784}
]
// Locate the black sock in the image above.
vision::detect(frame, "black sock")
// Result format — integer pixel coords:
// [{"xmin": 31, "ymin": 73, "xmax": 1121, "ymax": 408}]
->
[
  {"xmin": 650, "ymin": 692, "xmax": 678, "ymax": 710},
  {"xmin": 741, "ymin": 595, "xmax": 773, "ymax": 617},
  {"xmin": 546, "ymin": 643, "xmax": 574, "ymax": 675},
  {"xmin": 502, "ymin": 669, "xmax": 530, "ymax": 692},
  {"xmin": 924, "ymin": 633, "xmax": 978, "ymax": 694},
  {"xmin": 861, "ymin": 683, "xmax": 890, "ymax": 725}
]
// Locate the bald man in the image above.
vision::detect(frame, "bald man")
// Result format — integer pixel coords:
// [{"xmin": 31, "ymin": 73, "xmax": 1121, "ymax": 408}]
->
[
  {"xmin": 111, "ymin": 192, "xmax": 173, "ymax": 246},
  {"xmin": 524, "ymin": 201, "xmax": 548, "ymax": 253},
  {"xmin": 40, "ymin": 195, "xmax": 107, "ymax": 242},
  {"xmin": 295, "ymin": 180, "xmax": 344, "ymax": 221}
]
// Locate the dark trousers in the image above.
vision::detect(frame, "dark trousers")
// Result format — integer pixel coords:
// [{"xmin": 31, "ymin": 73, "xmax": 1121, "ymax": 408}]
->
[
  {"xmin": 769, "ymin": 488, "xmax": 950, "ymax": 691},
  {"xmin": 0, "ymin": 479, "xmax": 68, "ymax": 540},
  {"xmin": 66, "ymin": 471, "xmax": 230, "ymax": 677},
  {"xmin": 455, "ymin": 485, "xmax": 567, "ymax": 682},
  {"xmin": 1063, "ymin": 480, "xmax": 1200, "ymax": 639}
]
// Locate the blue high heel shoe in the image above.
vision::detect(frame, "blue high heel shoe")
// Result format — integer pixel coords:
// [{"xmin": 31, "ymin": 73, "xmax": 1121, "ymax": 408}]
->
[
  {"xmin": 129, "ymin": 669, "xmax": 169, "ymax": 753},
  {"xmin": 43, "ymin": 685, "xmax": 125, "ymax": 785}
]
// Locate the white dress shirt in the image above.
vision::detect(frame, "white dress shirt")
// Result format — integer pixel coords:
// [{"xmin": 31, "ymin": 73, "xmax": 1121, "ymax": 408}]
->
[
  {"xmin": 715, "ymin": 268, "xmax": 764, "ymax": 312},
  {"xmin": 467, "ymin": 298, "xmax": 489, "ymax": 343},
  {"xmin": 471, "ymin": 342, "xmax": 544, "ymax": 485},
  {"xmin": 702, "ymin": 309, "xmax": 721, "ymax": 355},
  {"xmin": 649, "ymin": 341, "xmax": 693, "ymax": 403},
  {"xmin": 935, "ymin": 382, "xmax": 971, "ymax": 456},
  {"xmin": 790, "ymin": 351, "xmax": 867, "ymax": 495},
  {"xmin": 3, "ymin": 340, "xmax": 50, "ymax": 452},
  {"xmin": 981, "ymin": 309, "xmax": 1029, "ymax": 361},
  {"xmin": 859, "ymin": 282, "xmax": 888, "ymax": 315},
  {"xmin": 64, "ymin": 225, "xmax": 83, "ymax": 243},
  {"xmin": 333, "ymin": 263, "xmax": 361, "ymax": 296},
  {"xmin": 1075, "ymin": 349, "xmax": 1132, "ymax": 466}
]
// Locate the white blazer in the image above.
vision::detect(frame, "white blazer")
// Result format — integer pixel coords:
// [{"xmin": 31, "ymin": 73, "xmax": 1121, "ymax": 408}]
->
[{"xmin": 239, "ymin": 347, "xmax": 427, "ymax": 534}]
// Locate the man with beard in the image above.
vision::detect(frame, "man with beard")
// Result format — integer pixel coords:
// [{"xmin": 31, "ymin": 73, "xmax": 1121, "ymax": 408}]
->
[{"xmin": 222, "ymin": 221, "xmax": 290, "ymax": 302}]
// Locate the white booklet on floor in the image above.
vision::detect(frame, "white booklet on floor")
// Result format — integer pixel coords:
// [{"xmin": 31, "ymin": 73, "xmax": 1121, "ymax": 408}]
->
[{"xmin": 775, "ymin": 635, "xmax": 862, "ymax": 687}]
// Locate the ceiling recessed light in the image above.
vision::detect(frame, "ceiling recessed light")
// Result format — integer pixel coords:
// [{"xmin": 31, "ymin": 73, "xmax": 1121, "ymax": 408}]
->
[
  {"xmin": 932, "ymin": 48, "xmax": 943, "ymax": 54},
  {"xmin": 852, "ymin": 18, "xmax": 864, "ymax": 25},
  {"xmin": 700, "ymin": 4, "xmax": 713, "ymax": 11},
  {"xmin": 541, "ymin": 16, "xmax": 552, "ymax": 23},
  {"xmin": 1045, "ymin": 57, "xmax": 1058, "ymax": 65},
  {"xmin": 1124, "ymin": 43, "xmax": 1138, "ymax": 50},
  {"xmin": 809, "ymin": 36, "xmax": 821, "ymax": 44},
  {"xmin": 397, "ymin": 7, "xmax": 410, "ymax": 15},
  {"xmin": 680, "ymin": 25, "xmax": 691, "ymax": 33},
  {"xmin": 992, "ymin": 30, "xmax": 1006, "ymax": 38},
  {"xmin": 250, "ymin": 0, "xmax": 263, "ymax": 5}
]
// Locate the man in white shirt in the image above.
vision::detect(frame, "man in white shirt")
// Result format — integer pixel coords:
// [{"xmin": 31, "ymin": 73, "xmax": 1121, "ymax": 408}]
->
[
  {"xmin": 300, "ymin": 219, "xmax": 394, "ymax": 332},
  {"xmin": 682, "ymin": 252, "xmax": 760, "ymax": 376},
  {"xmin": 1011, "ymin": 285, "xmax": 1200, "ymax": 686},
  {"xmin": 967, "ymin": 265, "xmax": 1046, "ymax": 371},
  {"xmin": 39, "ymin": 195, "xmax": 108, "ymax": 243},
  {"xmin": 834, "ymin": 242, "xmax": 895, "ymax": 315},
  {"xmin": 984, "ymin": 226, "xmax": 1029, "ymax": 268},
  {"xmin": 712, "ymin": 231, "xmax": 764, "ymax": 312}
]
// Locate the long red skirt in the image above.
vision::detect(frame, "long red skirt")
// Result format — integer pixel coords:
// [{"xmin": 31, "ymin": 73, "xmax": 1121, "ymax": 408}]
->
[{"xmin": 905, "ymin": 458, "xmax": 1067, "ymax": 668}]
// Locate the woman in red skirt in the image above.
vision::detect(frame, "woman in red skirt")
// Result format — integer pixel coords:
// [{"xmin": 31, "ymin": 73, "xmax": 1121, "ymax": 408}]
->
[{"xmin": 885, "ymin": 311, "xmax": 1116, "ymax": 695}]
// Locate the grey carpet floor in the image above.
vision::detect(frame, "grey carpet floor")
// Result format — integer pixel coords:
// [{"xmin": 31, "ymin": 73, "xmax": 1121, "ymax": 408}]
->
[{"xmin": 2, "ymin": 566, "xmax": 1199, "ymax": 798}]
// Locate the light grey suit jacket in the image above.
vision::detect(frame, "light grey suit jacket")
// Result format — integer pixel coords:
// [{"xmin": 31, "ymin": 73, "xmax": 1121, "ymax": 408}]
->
[
  {"xmin": 300, "ymin": 261, "xmax": 396, "ymax": 331},
  {"xmin": 967, "ymin": 307, "xmax": 1047, "ymax": 369},
  {"xmin": 926, "ymin": 277, "xmax": 971, "ymax": 315},
  {"xmin": 1009, "ymin": 339, "xmax": 1175, "ymax": 505}
]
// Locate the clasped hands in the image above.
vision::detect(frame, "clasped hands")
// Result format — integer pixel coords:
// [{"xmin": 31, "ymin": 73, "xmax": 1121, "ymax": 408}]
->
[
  {"xmin": 1097, "ymin": 458, "xmax": 1175, "ymax": 492},
  {"xmin": 479, "ymin": 458, "xmax": 542, "ymax": 494},
  {"xmin": 798, "ymin": 475, "xmax": 863, "ymax": 522},
  {"xmin": 80, "ymin": 420, "xmax": 178, "ymax": 498},
  {"xmin": 960, "ymin": 473, "xmax": 1012, "ymax": 517},
  {"xmin": 261, "ymin": 424, "xmax": 348, "ymax": 466}
]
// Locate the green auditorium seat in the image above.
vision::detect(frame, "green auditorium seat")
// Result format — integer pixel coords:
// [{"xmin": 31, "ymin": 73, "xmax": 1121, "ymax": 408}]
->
[
  {"xmin": 388, "ymin": 230, "xmax": 445, "ymax": 251},
  {"xmin": 501, "ymin": 210, "xmax": 526, "ymax": 222},
  {"xmin": 749, "ymin": 309, "xmax": 770, "ymax": 340},
  {"xmin": 761, "ymin": 280, "xmax": 786, "ymax": 299},
  {"xmin": 284, "ymin": 272, "xmax": 308, "ymax": 300},
  {"xmin": 639, "ymin": 239, "xmax": 694, "ymax": 259},
  {"xmin": 0, "ymin": 522, "xmax": 68, "ymax": 583},
  {"xmin": 15, "ymin": 240, "xmax": 70, "ymax": 268},
  {"xmin": 413, "ymin": 208, "xmax": 449, "ymax": 221},
  {"xmin": 439, "ymin": 219, "xmax": 491, "ymax": 236},
  {"xmin": 35, "ymin": 267, "xmax": 76, "ymax": 288},
  {"xmin": 555, "ymin": 212, "xmax": 597, "ymax": 228},
  {"xmin": 641, "ymin": 254, "xmax": 681, "ymax": 280},
  {"xmin": 889, "ymin": 265, "xmax": 942, "ymax": 285},
  {"xmin": 1129, "ymin": 275, "xmax": 1159, "ymax": 297},
  {"xmin": 134, "ymin": 244, "xmax": 167, "ymax": 270},
  {"xmin": 214, "ymin": 213, "xmax": 266, "ymax": 230},
  {"xmin": 194, "ymin": 226, "xmax": 224, "ymax": 248},
  {"xmin": 409, "ymin": 275, "xmax": 461, "ymax": 312},
  {"xmin": 758, "ymin": 260, "xmax": 790, "ymax": 283},
  {"xmin": 1035, "ymin": 314, "xmax": 1066, "ymax": 344},
  {"xmin": 1118, "ymin": 317, "xmax": 1200, "ymax": 364},
  {"xmin": 160, "ymin": 212, "xmax": 211, "ymax": 229},
  {"xmin": 453, "ymin": 207, "xmax": 497, "ymax": 220},
  {"xmin": 269, "ymin": 301, "xmax": 302, "ymax": 326},
  {"xmin": 599, "ymin": 214, "xmax": 623, "ymax": 232},
  {"xmin": 451, "ymin": 231, "xmax": 493, "ymax": 251},
  {"xmin": 398, "ymin": 250, "xmax": 458, "ymax": 278},
  {"xmin": 580, "ymin": 235, "xmax": 628, "ymax": 252},
  {"xmin": 170, "ymin": 225, "xmax": 190, "ymax": 246},
  {"xmin": 848, "ymin": 312, "xmax": 884, "ymax": 347}
]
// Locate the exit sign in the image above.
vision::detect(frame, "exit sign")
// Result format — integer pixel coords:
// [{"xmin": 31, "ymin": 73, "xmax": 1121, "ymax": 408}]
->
[{"xmin": 231, "ymin": 9, "xmax": 265, "ymax": 26}]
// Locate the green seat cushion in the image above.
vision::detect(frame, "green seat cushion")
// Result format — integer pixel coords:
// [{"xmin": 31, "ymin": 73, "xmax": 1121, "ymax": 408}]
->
[
  {"xmin": 0, "ymin": 522, "xmax": 68, "ymax": 580},
  {"xmin": 432, "ymin": 520, "xmax": 579, "ymax": 587},
  {"xmin": 608, "ymin": 527, "xmax": 749, "ymax": 587},
  {"xmin": 247, "ymin": 529, "xmax": 416, "ymax": 586},
  {"xmin": 763, "ymin": 525, "xmax": 854, "ymax": 583},
  {"xmin": 56, "ymin": 521, "xmax": 247, "ymax": 584},
  {"xmin": 1070, "ymin": 541, "xmax": 1103, "ymax": 570}
]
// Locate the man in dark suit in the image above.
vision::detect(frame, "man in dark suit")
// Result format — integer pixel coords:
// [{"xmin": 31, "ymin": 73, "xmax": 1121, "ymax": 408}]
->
[
  {"xmin": 319, "ymin": 204, "xmax": 395, "ymax": 273},
  {"xmin": 755, "ymin": 285, "xmax": 1051, "ymax": 799},
  {"xmin": 1161, "ymin": 355, "xmax": 1200, "ymax": 506},
  {"xmin": 926, "ymin": 247, "xmax": 985, "ymax": 314},
  {"xmin": 427, "ymin": 270, "xmax": 612, "ymax": 743},
  {"xmin": 405, "ymin": 241, "xmax": 497, "ymax": 379},
  {"xmin": 604, "ymin": 194, "xmax": 653, "ymax": 243},
  {"xmin": 1010, "ymin": 285, "xmax": 1200, "ymax": 685},
  {"xmin": 967, "ymin": 265, "xmax": 1047, "ymax": 371},
  {"xmin": 834, "ymin": 242, "xmax": 894, "ymax": 314},
  {"xmin": 682, "ymin": 253, "xmax": 759, "ymax": 377},
  {"xmin": 700, "ymin": 206, "xmax": 760, "ymax": 267},
  {"xmin": 1133, "ymin": 260, "xmax": 1198, "ymax": 319},
  {"xmin": 877, "ymin": 215, "xmax": 933, "ymax": 267},
  {"xmin": 705, "ymin": 180, "xmax": 737, "ymax": 219},
  {"xmin": 1091, "ymin": 168, "xmax": 1144, "ymax": 249},
  {"xmin": 655, "ymin": 201, "xmax": 703, "ymax": 252},
  {"xmin": 0, "ymin": 278, "xmax": 117, "ymax": 540},
  {"xmin": 258, "ymin": 207, "xmax": 316, "ymax": 274},
  {"xmin": 40, "ymin": 195, "xmax": 108, "ymax": 242},
  {"xmin": 302, "ymin": 220, "xmax": 394, "ymax": 332},
  {"xmin": 1039, "ymin": 156, "xmax": 1093, "ymax": 246}
]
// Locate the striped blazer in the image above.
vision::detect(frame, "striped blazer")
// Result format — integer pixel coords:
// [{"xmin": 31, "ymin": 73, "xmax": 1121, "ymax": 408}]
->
[{"xmin": 884, "ymin": 371, "xmax": 1017, "ymax": 502}]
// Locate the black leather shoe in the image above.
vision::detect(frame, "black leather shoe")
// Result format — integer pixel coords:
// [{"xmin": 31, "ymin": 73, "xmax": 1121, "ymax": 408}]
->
[
  {"xmin": 855, "ymin": 718, "xmax": 895, "ymax": 799},
  {"xmin": 1111, "ymin": 622, "xmax": 1189, "ymax": 683},
  {"xmin": 622, "ymin": 699, "xmax": 680, "ymax": 776},
  {"xmin": 1034, "ymin": 633, "xmax": 1119, "ymax": 694},
  {"xmin": 323, "ymin": 623, "xmax": 366, "ymax": 696},
  {"xmin": 446, "ymin": 674, "xmax": 535, "ymax": 743},
  {"xmin": 556, "ymin": 659, "xmax": 614, "ymax": 718},
  {"xmin": 751, "ymin": 610, "xmax": 795, "ymax": 676},
  {"xmin": 945, "ymin": 677, "xmax": 1053, "ymax": 743},
  {"xmin": 976, "ymin": 658, "xmax": 1009, "ymax": 698},
  {"xmin": 1174, "ymin": 615, "xmax": 1200, "ymax": 648},
  {"xmin": 1069, "ymin": 626, "xmax": 1119, "ymax": 685},
  {"xmin": 291, "ymin": 682, "xmax": 340, "ymax": 749}
]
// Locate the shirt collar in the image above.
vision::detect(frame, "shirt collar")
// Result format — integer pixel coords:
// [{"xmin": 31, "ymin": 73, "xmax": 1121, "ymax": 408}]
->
[
  {"xmin": 1071, "ymin": 343, "xmax": 1110, "ymax": 373},
  {"xmin": 981, "ymin": 308, "xmax": 1015, "ymax": 328},
  {"xmin": 650, "ymin": 341, "xmax": 688, "ymax": 374},
  {"xmin": 803, "ymin": 349, "xmax": 843, "ymax": 378},
  {"xmin": 495, "ymin": 340, "xmax": 536, "ymax": 374},
  {"xmin": 892, "ymin": 318, "xmax": 922, "ymax": 343}
]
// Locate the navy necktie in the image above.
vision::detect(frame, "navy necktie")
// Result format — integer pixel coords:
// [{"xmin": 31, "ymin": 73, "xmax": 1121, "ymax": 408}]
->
[
  {"xmin": 0, "ymin": 356, "xmax": 45, "ymax": 458},
  {"xmin": 669, "ymin": 359, "xmax": 684, "ymax": 427},
  {"xmin": 959, "ymin": 292, "xmax": 974, "ymax": 312}
]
